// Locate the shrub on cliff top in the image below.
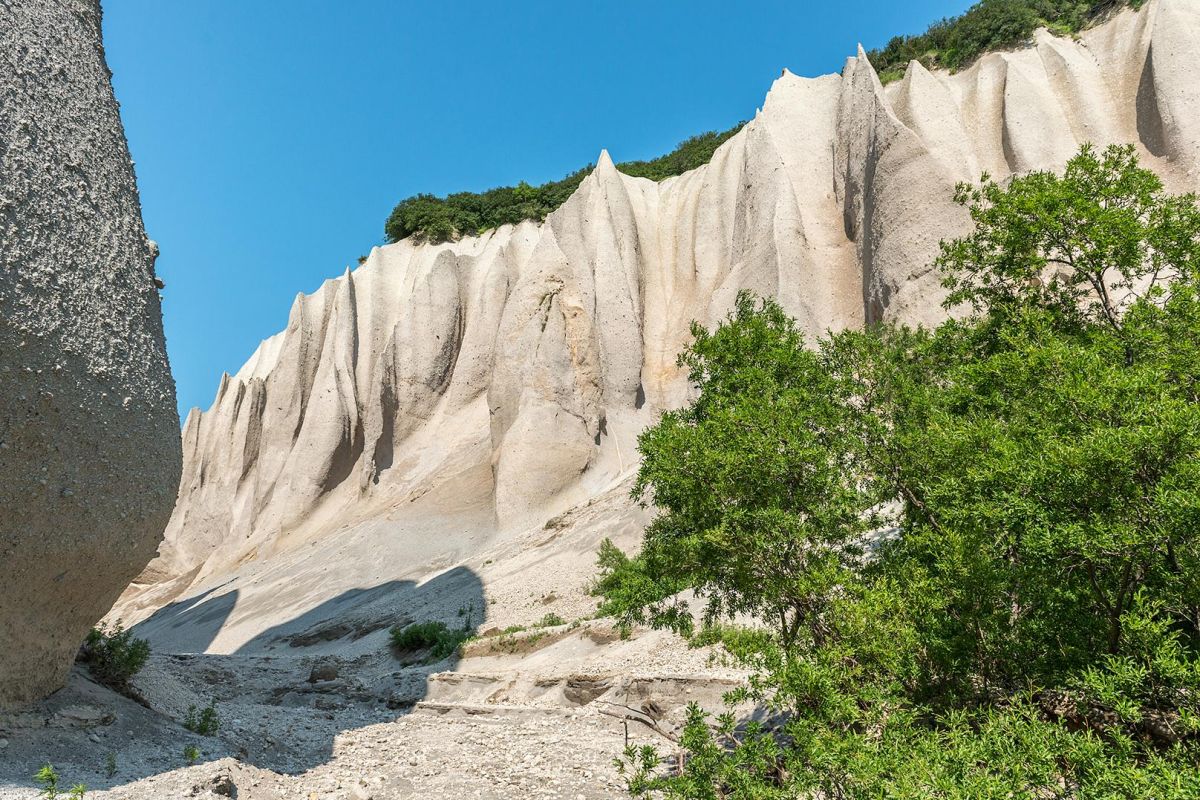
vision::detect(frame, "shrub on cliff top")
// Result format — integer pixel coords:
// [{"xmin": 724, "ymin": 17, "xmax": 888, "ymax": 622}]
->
[
  {"xmin": 869, "ymin": 0, "xmax": 1146, "ymax": 83},
  {"xmin": 384, "ymin": 125, "xmax": 745, "ymax": 245}
]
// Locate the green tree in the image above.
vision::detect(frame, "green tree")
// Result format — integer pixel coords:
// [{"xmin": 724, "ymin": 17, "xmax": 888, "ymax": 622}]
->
[
  {"xmin": 602, "ymin": 293, "xmax": 877, "ymax": 655},
  {"xmin": 599, "ymin": 143, "xmax": 1200, "ymax": 797}
]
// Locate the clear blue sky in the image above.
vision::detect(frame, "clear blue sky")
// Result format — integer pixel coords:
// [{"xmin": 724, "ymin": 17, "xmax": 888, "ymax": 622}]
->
[{"xmin": 101, "ymin": 0, "xmax": 973, "ymax": 418}]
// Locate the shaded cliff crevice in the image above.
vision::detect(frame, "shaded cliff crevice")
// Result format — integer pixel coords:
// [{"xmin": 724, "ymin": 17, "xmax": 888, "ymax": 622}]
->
[{"xmin": 1136, "ymin": 47, "xmax": 1169, "ymax": 158}]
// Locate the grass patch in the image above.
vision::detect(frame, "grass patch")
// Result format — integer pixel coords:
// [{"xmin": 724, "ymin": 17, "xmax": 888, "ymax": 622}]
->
[
  {"xmin": 489, "ymin": 630, "xmax": 548, "ymax": 655},
  {"xmin": 389, "ymin": 621, "xmax": 472, "ymax": 663}
]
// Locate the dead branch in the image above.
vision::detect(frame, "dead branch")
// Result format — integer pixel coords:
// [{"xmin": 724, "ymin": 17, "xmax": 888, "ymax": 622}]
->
[{"xmin": 598, "ymin": 701, "xmax": 681, "ymax": 743}]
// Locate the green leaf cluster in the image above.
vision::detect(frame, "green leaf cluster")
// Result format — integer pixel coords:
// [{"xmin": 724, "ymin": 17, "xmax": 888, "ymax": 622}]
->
[
  {"xmin": 383, "ymin": 125, "xmax": 744, "ymax": 245},
  {"xmin": 81, "ymin": 622, "xmax": 150, "ymax": 692},
  {"xmin": 600, "ymin": 143, "xmax": 1200, "ymax": 797},
  {"xmin": 868, "ymin": 0, "xmax": 1145, "ymax": 83}
]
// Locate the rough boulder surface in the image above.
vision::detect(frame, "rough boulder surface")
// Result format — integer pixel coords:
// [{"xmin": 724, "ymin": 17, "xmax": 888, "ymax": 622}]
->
[{"xmin": 0, "ymin": 0, "xmax": 181, "ymax": 708}]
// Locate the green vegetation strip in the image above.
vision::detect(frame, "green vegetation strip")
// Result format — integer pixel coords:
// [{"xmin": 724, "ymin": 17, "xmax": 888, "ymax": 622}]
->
[
  {"xmin": 868, "ymin": 0, "xmax": 1146, "ymax": 83},
  {"xmin": 383, "ymin": 125, "xmax": 744, "ymax": 245}
]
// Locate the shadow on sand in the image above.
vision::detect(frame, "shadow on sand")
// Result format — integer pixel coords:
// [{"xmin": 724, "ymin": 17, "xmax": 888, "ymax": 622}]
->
[
  {"xmin": 0, "ymin": 567, "xmax": 486, "ymax": 793},
  {"xmin": 126, "ymin": 581, "xmax": 240, "ymax": 654}
]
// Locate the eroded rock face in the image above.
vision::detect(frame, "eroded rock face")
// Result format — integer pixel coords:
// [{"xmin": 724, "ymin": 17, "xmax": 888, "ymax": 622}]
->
[
  {"xmin": 125, "ymin": 0, "xmax": 1199, "ymax": 628},
  {"xmin": 0, "ymin": 0, "xmax": 181, "ymax": 707}
]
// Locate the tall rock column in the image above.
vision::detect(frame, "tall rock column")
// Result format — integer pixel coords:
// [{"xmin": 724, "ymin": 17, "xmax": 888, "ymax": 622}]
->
[{"xmin": 0, "ymin": 0, "xmax": 182, "ymax": 707}]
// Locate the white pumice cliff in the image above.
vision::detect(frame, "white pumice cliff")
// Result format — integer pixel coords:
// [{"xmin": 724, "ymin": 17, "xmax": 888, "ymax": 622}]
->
[{"xmin": 127, "ymin": 1, "xmax": 1200, "ymax": 630}]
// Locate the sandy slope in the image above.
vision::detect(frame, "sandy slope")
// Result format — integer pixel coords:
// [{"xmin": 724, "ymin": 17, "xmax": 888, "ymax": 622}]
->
[{"xmin": 1, "ymin": 480, "xmax": 746, "ymax": 798}]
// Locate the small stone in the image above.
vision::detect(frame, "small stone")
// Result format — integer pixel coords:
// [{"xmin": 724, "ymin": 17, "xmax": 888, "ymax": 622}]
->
[
  {"xmin": 207, "ymin": 774, "xmax": 236, "ymax": 797},
  {"xmin": 307, "ymin": 662, "xmax": 338, "ymax": 683},
  {"xmin": 53, "ymin": 704, "xmax": 115, "ymax": 728}
]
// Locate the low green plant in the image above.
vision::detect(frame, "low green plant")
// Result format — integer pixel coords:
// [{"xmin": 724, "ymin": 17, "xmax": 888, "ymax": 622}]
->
[
  {"xmin": 687, "ymin": 623, "xmax": 772, "ymax": 661},
  {"xmin": 183, "ymin": 745, "xmax": 201, "ymax": 766},
  {"xmin": 535, "ymin": 612, "xmax": 566, "ymax": 628},
  {"xmin": 389, "ymin": 620, "xmax": 471, "ymax": 663},
  {"xmin": 103, "ymin": 753, "xmax": 116, "ymax": 779},
  {"xmin": 33, "ymin": 765, "xmax": 59, "ymax": 799},
  {"xmin": 182, "ymin": 700, "xmax": 220, "ymax": 736},
  {"xmin": 81, "ymin": 622, "xmax": 149, "ymax": 692},
  {"xmin": 33, "ymin": 765, "xmax": 86, "ymax": 800}
]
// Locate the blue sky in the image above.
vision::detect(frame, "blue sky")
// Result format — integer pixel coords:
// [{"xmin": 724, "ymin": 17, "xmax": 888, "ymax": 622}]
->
[{"xmin": 102, "ymin": 0, "xmax": 974, "ymax": 418}]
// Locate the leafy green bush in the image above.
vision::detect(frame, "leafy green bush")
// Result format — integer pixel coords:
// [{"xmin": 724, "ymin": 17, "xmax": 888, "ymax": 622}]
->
[
  {"xmin": 535, "ymin": 612, "xmax": 566, "ymax": 628},
  {"xmin": 600, "ymin": 144, "xmax": 1200, "ymax": 796},
  {"xmin": 81, "ymin": 622, "xmax": 149, "ymax": 692},
  {"xmin": 389, "ymin": 620, "xmax": 471, "ymax": 663},
  {"xmin": 868, "ymin": 0, "xmax": 1145, "ymax": 82},
  {"xmin": 183, "ymin": 700, "xmax": 220, "ymax": 736},
  {"xmin": 384, "ymin": 125, "xmax": 744, "ymax": 244}
]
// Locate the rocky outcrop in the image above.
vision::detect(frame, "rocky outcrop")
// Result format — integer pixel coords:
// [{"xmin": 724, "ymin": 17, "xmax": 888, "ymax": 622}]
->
[
  {"xmin": 133, "ymin": 0, "xmax": 1198, "ymax": 617},
  {"xmin": 0, "ymin": 1, "xmax": 181, "ymax": 706}
]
